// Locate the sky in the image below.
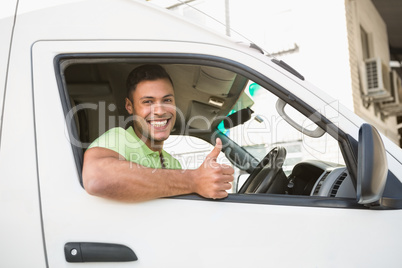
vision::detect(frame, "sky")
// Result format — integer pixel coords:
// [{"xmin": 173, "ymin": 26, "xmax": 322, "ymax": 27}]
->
[{"xmin": 148, "ymin": 0, "xmax": 353, "ymax": 110}]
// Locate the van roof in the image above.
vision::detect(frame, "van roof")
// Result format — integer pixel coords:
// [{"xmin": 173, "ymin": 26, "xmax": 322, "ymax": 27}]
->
[{"xmin": 14, "ymin": 0, "xmax": 241, "ymax": 48}]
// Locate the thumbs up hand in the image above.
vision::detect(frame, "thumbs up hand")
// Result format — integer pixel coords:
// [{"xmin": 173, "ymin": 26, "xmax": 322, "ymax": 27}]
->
[
  {"xmin": 192, "ymin": 138, "xmax": 234, "ymax": 199},
  {"xmin": 206, "ymin": 137, "xmax": 223, "ymax": 161}
]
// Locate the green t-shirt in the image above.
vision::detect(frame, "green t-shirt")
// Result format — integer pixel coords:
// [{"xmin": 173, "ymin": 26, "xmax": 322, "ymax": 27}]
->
[{"xmin": 88, "ymin": 126, "xmax": 181, "ymax": 169}]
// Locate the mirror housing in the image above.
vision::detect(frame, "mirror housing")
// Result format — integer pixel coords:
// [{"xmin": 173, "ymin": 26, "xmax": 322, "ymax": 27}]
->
[{"xmin": 357, "ymin": 123, "xmax": 388, "ymax": 205}]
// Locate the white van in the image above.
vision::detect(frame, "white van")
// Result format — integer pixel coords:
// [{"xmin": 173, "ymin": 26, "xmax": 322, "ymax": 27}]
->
[{"xmin": 1, "ymin": 0, "xmax": 402, "ymax": 267}]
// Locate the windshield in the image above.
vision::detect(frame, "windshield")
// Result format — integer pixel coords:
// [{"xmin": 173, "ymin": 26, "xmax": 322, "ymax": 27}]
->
[{"xmin": 217, "ymin": 82, "xmax": 345, "ymax": 175}]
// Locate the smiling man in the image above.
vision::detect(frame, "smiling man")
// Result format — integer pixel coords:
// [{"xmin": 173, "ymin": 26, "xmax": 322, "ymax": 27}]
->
[
  {"xmin": 82, "ymin": 64, "xmax": 234, "ymax": 202},
  {"xmin": 123, "ymin": 65, "xmax": 179, "ymax": 169}
]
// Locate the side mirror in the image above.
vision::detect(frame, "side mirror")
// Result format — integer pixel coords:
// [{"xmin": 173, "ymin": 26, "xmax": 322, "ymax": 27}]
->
[{"xmin": 357, "ymin": 123, "xmax": 388, "ymax": 205}]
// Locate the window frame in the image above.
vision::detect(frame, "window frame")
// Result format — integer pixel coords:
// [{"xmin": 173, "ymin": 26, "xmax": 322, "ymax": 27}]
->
[{"xmin": 55, "ymin": 52, "xmax": 363, "ymax": 209}]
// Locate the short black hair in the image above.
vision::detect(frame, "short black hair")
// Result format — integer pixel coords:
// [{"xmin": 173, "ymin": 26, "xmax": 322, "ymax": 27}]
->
[{"xmin": 126, "ymin": 64, "xmax": 174, "ymax": 100}]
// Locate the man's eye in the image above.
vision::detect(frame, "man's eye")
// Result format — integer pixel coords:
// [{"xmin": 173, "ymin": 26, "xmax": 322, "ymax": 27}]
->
[
  {"xmin": 143, "ymin": 100, "xmax": 152, "ymax": 104},
  {"xmin": 164, "ymin": 99, "xmax": 173, "ymax": 103}
]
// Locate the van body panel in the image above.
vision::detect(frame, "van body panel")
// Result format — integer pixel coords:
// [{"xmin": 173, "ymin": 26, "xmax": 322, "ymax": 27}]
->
[
  {"xmin": 1, "ymin": 0, "xmax": 402, "ymax": 267},
  {"xmin": 0, "ymin": 0, "xmax": 18, "ymax": 131},
  {"xmin": 0, "ymin": 1, "xmax": 47, "ymax": 267}
]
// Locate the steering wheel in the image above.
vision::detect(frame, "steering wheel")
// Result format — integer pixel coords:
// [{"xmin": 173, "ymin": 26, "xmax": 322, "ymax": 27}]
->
[{"xmin": 239, "ymin": 147, "xmax": 287, "ymax": 194}]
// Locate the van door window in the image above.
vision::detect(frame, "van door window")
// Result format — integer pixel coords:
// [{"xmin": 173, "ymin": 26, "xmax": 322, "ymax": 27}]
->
[{"xmin": 60, "ymin": 58, "xmax": 355, "ymax": 204}]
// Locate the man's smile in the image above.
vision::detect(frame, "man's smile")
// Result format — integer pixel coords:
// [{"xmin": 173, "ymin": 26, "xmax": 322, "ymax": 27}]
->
[{"xmin": 147, "ymin": 118, "xmax": 171, "ymax": 129}]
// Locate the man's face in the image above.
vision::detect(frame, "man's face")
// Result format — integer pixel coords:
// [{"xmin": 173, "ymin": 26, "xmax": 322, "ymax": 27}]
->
[{"xmin": 125, "ymin": 78, "xmax": 176, "ymax": 150}]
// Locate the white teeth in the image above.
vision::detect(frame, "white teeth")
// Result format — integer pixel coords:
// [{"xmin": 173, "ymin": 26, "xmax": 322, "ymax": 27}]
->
[{"xmin": 150, "ymin": 120, "xmax": 168, "ymax": 127}]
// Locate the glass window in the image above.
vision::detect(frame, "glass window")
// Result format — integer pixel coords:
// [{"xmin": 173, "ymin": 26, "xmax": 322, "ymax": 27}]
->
[
  {"xmin": 219, "ymin": 82, "xmax": 344, "ymax": 167},
  {"xmin": 62, "ymin": 58, "xmax": 352, "ymax": 201},
  {"xmin": 360, "ymin": 25, "xmax": 370, "ymax": 60}
]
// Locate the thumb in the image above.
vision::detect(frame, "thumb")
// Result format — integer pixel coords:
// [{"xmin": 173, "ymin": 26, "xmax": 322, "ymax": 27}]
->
[{"xmin": 206, "ymin": 138, "xmax": 222, "ymax": 161}]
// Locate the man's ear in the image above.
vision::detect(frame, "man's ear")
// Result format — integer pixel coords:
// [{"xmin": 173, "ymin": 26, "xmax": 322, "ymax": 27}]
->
[{"xmin": 125, "ymin": 97, "xmax": 133, "ymax": 114}]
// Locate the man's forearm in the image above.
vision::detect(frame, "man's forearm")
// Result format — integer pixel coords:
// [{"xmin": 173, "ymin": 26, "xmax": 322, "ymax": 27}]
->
[
  {"xmin": 82, "ymin": 142, "xmax": 234, "ymax": 202},
  {"xmin": 83, "ymin": 152, "xmax": 197, "ymax": 202}
]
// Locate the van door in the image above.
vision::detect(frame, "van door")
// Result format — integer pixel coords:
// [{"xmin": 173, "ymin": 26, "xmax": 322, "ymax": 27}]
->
[{"xmin": 32, "ymin": 40, "xmax": 402, "ymax": 267}]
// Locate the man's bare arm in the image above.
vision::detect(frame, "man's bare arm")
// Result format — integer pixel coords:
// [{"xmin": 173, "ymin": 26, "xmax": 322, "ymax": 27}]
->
[{"xmin": 82, "ymin": 138, "xmax": 234, "ymax": 202}]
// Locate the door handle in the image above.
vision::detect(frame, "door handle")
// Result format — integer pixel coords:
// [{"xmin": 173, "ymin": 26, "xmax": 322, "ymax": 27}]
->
[{"xmin": 65, "ymin": 242, "xmax": 137, "ymax": 262}]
